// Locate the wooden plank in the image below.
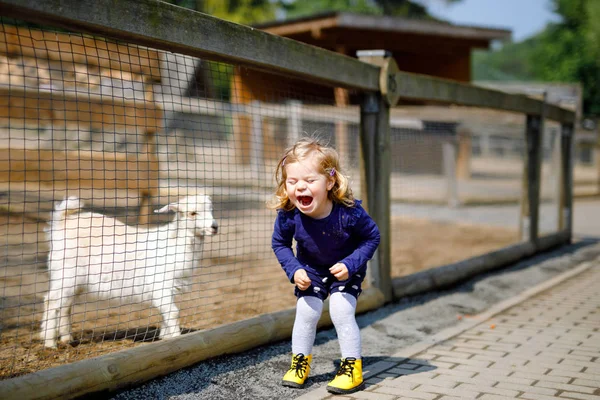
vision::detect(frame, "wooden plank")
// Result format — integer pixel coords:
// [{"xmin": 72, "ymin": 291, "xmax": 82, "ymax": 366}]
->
[
  {"xmin": 0, "ymin": 24, "xmax": 162, "ymax": 81},
  {"xmin": 393, "ymin": 71, "xmax": 575, "ymax": 123},
  {"xmin": 0, "ymin": 148, "xmax": 160, "ymax": 192},
  {"xmin": 0, "ymin": 0, "xmax": 380, "ymax": 92},
  {"xmin": 0, "ymin": 86, "xmax": 162, "ymax": 132},
  {"xmin": 257, "ymin": 14, "xmax": 339, "ymax": 37}
]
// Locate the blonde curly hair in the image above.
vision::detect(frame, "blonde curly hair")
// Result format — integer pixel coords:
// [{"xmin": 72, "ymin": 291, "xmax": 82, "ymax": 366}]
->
[{"xmin": 267, "ymin": 137, "xmax": 355, "ymax": 211}]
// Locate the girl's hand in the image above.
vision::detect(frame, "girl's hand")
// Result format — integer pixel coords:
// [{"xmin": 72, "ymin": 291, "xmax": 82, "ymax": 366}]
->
[
  {"xmin": 294, "ymin": 269, "xmax": 311, "ymax": 291},
  {"xmin": 329, "ymin": 263, "xmax": 349, "ymax": 281}
]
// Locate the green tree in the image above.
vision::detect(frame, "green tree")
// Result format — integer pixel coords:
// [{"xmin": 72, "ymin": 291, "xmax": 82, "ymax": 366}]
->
[
  {"xmin": 531, "ymin": 0, "xmax": 600, "ymax": 115},
  {"xmin": 472, "ymin": 38, "xmax": 539, "ymax": 81},
  {"xmin": 164, "ymin": 0, "xmax": 276, "ymax": 24},
  {"xmin": 164, "ymin": 0, "xmax": 463, "ymax": 24},
  {"xmin": 277, "ymin": 0, "xmax": 381, "ymax": 18},
  {"xmin": 277, "ymin": 0, "xmax": 461, "ymax": 20},
  {"xmin": 474, "ymin": 0, "xmax": 600, "ymax": 116}
]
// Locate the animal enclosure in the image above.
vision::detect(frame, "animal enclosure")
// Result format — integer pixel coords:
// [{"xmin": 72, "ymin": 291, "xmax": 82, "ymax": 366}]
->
[{"xmin": 0, "ymin": 1, "xmax": 576, "ymax": 397}]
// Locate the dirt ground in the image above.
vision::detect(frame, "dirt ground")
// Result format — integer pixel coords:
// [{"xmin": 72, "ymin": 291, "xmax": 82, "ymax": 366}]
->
[{"xmin": 0, "ymin": 211, "xmax": 517, "ymax": 379}]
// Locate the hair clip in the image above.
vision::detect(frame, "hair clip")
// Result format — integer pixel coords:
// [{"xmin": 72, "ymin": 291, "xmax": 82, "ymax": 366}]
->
[
  {"xmin": 330, "ymin": 168, "xmax": 336, "ymax": 176},
  {"xmin": 281, "ymin": 156, "xmax": 287, "ymax": 166}
]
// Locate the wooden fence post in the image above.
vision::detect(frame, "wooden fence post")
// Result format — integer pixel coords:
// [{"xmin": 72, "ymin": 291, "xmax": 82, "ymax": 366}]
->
[
  {"xmin": 359, "ymin": 91, "xmax": 392, "ymax": 303},
  {"xmin": 520, "ymin": 114, "xmax": 543, "ymax": 245},
  {"xmin": 559, "ymin": 123, "xmax": 574, "ymax": 240},
  {"xmin": 357, "ymin": 50, "xmax": 393, "ymax": 303}
]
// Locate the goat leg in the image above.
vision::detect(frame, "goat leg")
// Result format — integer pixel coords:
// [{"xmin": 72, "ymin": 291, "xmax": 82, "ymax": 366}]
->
[{"xmin": 154, "ymin": 293, "xmax": 181, "ymax": 339}]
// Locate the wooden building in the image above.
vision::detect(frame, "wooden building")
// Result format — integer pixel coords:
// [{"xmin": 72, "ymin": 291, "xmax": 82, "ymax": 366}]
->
[
  {"xmin": 0, "ymin": 24, "xmax": 162, "ymax": 222},
  {"xmin": 256, "ymin": 12, "xmax": 510, "ymax": 83},
  {"xmin": 231, "ymin": 12, "xmax": 510, "ymax": 164}
]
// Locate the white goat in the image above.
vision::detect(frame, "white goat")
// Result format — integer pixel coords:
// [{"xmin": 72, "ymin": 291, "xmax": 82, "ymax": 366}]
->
[{"xmin": 41, "ymin": 194, "xmax": 218, "ymax": 348}]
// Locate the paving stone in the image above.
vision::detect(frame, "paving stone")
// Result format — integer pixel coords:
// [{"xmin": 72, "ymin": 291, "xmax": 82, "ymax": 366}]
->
[
  {"xmin": 413, "ymin": 384, "xmax": 482, "ymax": 399},
  {"xmin": 375, "ymin": 379, "xmax": 419, "ymax": 390},
  {"xmin": 572, "ymin": 378, "xmax": 600, "ymax": 387},
  {"xmin": 559, "ymin": 393, "xmax": 600, "ymax": 400},
  {"xmin": 534, "ymin": 380, "xmax": 597, "ymax": 393},
  {"xmin": 348, "ymin": 390, "xmax": 397, "ymax": 400},
  {"xmin": 520, "ymin": 393, "xmax": 567, "ymax": 400},
  {"xmin": 372, "ymin": 387, "xmax": 436, "ymax": 399},
  {"xmin": 495, "ymin": 381, "xmax": 557, "ymax": 395},
  {"xmin": 479, "ymin": 395, "xmax": 517, "ymax": 400},
  {"xmin": 510, "ymin": 371, "xmax": 571, "ymax": 383},
  {"xmin": 457, "ymin": 382, "xmax": 520, "ymax": 397}
]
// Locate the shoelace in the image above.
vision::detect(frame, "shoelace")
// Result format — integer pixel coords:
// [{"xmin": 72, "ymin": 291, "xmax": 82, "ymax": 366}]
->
[
  {"xmin": 290, "ymin": 354, "xmax": 309, "ymax": 378},
  {"xmin": 335, "ymin": 357, "xmax": 357, "ymax": 379}
]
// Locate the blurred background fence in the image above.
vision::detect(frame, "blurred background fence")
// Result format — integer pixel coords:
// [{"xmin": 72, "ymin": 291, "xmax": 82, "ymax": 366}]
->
[{"xmin": 0, "ymin": 0, "xmax": 580, "ymax": 397}]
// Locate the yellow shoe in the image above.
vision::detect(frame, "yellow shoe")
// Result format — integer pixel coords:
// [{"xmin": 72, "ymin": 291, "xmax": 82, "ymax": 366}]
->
[
  {"xmin": 326, "ymin": 357, "xmax": 365, "ymax": 394},
  {"xmin": 282, "ymin": 353, "xmax": 312, "ymax": 388}
]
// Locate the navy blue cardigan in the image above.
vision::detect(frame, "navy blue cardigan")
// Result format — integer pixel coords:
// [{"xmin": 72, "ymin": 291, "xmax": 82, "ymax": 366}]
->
[{"xmin": 272, "ymin": 200, "xmax": 380, "ymax": 283}]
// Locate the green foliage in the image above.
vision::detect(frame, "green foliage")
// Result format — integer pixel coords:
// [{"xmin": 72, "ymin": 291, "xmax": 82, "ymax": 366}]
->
[
  {"xmin": 277, "ymin": 0, "xmax": 452, "ymax": 20},
  {"xmin": 277, "ymin": 0, "xmax": 382, "ymax": 18},
  {"xmin": 475, "ymin": 0, "xmax": 600, "ymax": 116},
  {"xmin": 472, "ymin": 39, "xmax": 539, "ymax": 81},
  {"xmin": 532, "ymin": 0, "xmax": 600, "ymax": 115},
  {"xmin": 163, "ymin": 0, "xmax": 276, "ymax": 24},
  {"xmin": 164, "ymin": 0, "xmax": 459, "ymax": 22}
]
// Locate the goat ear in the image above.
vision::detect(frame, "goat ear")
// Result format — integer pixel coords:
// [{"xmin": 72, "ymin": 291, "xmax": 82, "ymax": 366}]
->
[{"xmin": 154, "ymin": 203, "xmax": 179, "ymax": 214}]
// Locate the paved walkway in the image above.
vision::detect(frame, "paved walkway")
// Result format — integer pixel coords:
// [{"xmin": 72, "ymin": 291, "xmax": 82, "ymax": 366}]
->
[{"xmin": 298, "ymin": 258, "xmax": 600, "ymax": 400}]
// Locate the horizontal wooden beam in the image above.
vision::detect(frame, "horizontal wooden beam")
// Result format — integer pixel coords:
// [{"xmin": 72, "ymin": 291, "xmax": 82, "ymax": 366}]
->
[
  {"xmin": 0, "ymin": 85, "xmax": 162, "ymax": 132},
  {"xmin": 0, "ymin": 25, "xmax": 162, "ymax": 81},
  {"xmin": 0, "ymin": 148, "xmax": 160, "ymax": 192},
  {"xmin": 393, "ymin": 71, "xmax": 575, "ymax": 123},
  {"xmin": 258, "ymin": 15, "xmax": 339, "ymax": 37},
  {"xmin": 0, "ymin": 0, "xmax": 381, "ymax": 92}
]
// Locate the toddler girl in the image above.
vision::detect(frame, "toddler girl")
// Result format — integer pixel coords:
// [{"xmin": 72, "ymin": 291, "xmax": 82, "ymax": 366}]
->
[{"xmin": 269, "ymin": 137, "xmax": 380, "ymax": 394}]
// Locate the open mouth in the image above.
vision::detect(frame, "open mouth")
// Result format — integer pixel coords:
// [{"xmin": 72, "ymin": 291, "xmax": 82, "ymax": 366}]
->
[
  {"xmin": 195, "ymin": 227, "xmax": 218, "ymax": 238},
  {"xmin": 297, "ymin": 196, "xmax": 313, "ymax": 207}
]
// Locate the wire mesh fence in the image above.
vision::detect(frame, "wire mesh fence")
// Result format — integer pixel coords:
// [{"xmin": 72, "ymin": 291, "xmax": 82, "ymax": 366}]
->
[
  {"xmin": 0, "ymin": 4, "xmax": 576, "ymax": 388},
  {"xmin": 388, "ymin": 107, "xmax": 526, "ymax": 280},
  {"xmin": 0, "ymin": 19, "xmax": 374, "ymax": 378},
  {"xmin": 0, "ymin": 19, "xmax": 165, "ymax": 376}
]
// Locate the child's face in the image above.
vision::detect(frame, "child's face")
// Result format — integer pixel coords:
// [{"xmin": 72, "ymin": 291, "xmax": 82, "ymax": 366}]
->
[{"xmin": 284, "ymin": 154, "xmax": 334, "ymax": 219}]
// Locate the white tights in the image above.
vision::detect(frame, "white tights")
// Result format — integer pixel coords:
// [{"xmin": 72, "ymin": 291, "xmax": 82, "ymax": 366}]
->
[{"xmin": 291, "ymin": 292, "xmax": 361, "ymax": 359}]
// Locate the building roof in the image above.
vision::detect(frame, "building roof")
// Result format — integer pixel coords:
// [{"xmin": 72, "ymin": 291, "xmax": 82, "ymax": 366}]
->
[
  {"xmin": 255, "ymin": 11, "xmax": 511, "ymax": 47},
  {"xmin": 255, "ymin": 12, "xmax": 512, "ymax": 83}
]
